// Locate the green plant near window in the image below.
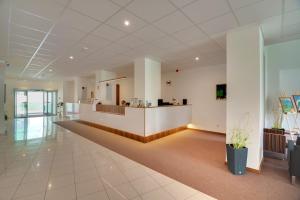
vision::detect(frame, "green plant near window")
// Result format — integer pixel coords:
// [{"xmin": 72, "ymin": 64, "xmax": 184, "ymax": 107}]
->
[
  {"xmin": 231, "ymin": 128, "xmax": 248, "ymax": 149},
  {"xmin": 271, "ymin": 105, "xmax": 283, "ymax": 129}
]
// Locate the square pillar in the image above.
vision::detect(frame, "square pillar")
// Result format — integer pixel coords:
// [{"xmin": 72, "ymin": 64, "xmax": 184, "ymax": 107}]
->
[
  {"xmin": 0, "ymin": 65, "xmax": 6, "ymax": 134},
  {"xmin": 226, "ymin": 24, "xmax": 265, "ymax": 170},
  {"xmin": 134, "ymin": 57, "xmax": 161, "ymax": 107}
]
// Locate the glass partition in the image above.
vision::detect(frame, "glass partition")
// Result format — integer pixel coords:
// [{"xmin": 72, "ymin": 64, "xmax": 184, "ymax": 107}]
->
[{"xmin": 14, "ymin": 89, "xmax": 58, "ymax": 118}]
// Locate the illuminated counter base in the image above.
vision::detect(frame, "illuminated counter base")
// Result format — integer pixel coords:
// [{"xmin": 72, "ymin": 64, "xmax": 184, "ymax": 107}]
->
[{"xmin": 79, "ymin": 104, "xmax": 192, "ymax": 142}]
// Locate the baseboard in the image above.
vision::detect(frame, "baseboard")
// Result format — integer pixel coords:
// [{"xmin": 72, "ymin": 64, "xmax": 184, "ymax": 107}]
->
[
  {"xmin": 188, "ymin": 128, "xmax": 226, "ymax": 136},
  {"xmin": 75, "ymin": 120, "xmax": 187, "ymax": 143},
  {"xmin": 224, "ymin": 158, "xmax": 263, "ymax": 174}
]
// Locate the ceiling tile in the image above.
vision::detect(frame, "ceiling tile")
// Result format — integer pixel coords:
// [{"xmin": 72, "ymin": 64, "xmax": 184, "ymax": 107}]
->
[
  {"xmin": 283, "ymin": 9, "xmax": 300, "ymax": 27},
  {"xmin": 70, "ymin": 0, "xmax": 120, "ymax": 21},
  {"xmin": 199, "ymin": 13, "xmax": 238, "ymax": 35},
  {"xmin": 182, "ymin": 0, "xmax": 231, "ymax": 23},
  {"xmin": 93, "ymin": 24, "xmax": 127, "ymax": 41},
  {"xmin": 133, "ymin": 25, "xmax": 166, "ymax": 42},
  {"xmin": 283, "ymin": 22, "xmax": 300, "ymax": 37},
  {"xmin": 10, "ymin": 42, "xmax": 37, "ymax": 53},
  {"xmin": 151, "ymin": 36, "xmax": 182, "ymax": 49},
  {"xmin": 126, "ymin": 0, "xmax": 176, "ymax": 22},
  {"xmin": 191, "ymin": 39, "xmax": 222, "ymax": 54},
  {"xmin": 261, "ymin": 16, "xmax": 281, "ymax": 45},
  {"xmin": 58, "ymin": 9, "xmax": 100, "ymax": 33},
  {"xmin": 234, "ymin": 0, "xmax": 282, "ymax": 25},
  {"xmin": 211, "ymin": 33, "xmax": 226, "ymax": 49},
  {"xmin": 106, "ymin": 10, "xmax": 146, "ymax": 33},
  {"xmin": 11, "ymin": 9, "xmax": 53, "ymax": 32},
  {"xmin": 284, "ymin": 0, "xmax": 300, "ymax": 12},
  {"xmin": 228, "ymin": 0, "xmax": 262, "ymax": 9},
  {"xmin": 13, "ymin": 0, "xmax": 64, "ymax": 21},
  {"xmin": 116, "ymin": 35, "xmax": 145, "ymax": 48},
  {"xmin": 10, "ymin": 49, "xmax": 33, "ymax": 57},
  {"xmin": 80, "ymin": 35, "xmax": 111, "ymax": 51},
  {"xmin": 173, "ymin": 25, "xmax": 207, "ymax": 43},
  {"xmin": 10, "ymin": 34, "xmax": 41, "ymax": 47},
  {"xmin": 169, "ymin": 0, "xmax": 196, "ymax": 8},
  {"xmin": 154, "ymin": 11, "xmax": 194, "ymax": 34},
  {"xmin": 10, "ymin": 23, "xmax": 46, "ymax": 41},
  {"xmin": 51, "ymin": 25, "xmax": 86, "ymax": 42},
  {"xmin": 111, "ymin": 0, "xmax": 132, "ymax": 6}
]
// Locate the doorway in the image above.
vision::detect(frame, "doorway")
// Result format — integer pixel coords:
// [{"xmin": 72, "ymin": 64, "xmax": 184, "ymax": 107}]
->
[{"xmin": 14, "ymin": 90, "xmax": 57, "ymax": 118}]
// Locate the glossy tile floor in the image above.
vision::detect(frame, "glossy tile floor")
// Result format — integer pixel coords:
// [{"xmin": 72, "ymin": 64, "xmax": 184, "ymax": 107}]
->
[{"xmin": 0, "ymin": 117, "xmax": 215, "ymax": 200}]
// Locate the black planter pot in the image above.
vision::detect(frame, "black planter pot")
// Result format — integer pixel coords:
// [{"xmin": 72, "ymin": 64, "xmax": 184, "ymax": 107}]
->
[{"xmin": 226, "ymin": 144, "xmax": 248, "ymax": 175}]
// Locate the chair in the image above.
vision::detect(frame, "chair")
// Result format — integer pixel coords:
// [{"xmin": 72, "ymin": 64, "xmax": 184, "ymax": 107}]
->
[
  {"xmin": 289, "ymin": 144, "xmax": 300, "ymax": 184},
  {"xmin": 296, "ymin": 137, "xmax": 300, "ymax": 145}
]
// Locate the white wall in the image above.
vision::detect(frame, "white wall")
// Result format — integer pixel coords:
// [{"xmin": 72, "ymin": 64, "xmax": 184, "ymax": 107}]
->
[
  {"xmin": 74, "ymin": 77, "xmax": 95, "ymax": 103},
  {"xmin": 134, "ymin": 57, "xmax": 161, "ymax": 106},
  {"xmin": 0, "ymin": 65, "xmax": 5, "ymax": 134},
  {"xmin": 226, "ymin": 24, "xmax": 264, "ymax": 170},
  {"xmin": 265, "ymin": 39, "xmax": 300, "ymax": 129},
  {"xmin": 63, "ymin": 80, "xmax": 75, "ymax": 103},
  {"xmin": 162, "ymin": 64, "xmax": 226, "ymax": 133},
  {"xmin": 4, "ymin": 78, "xmax": 63, "ymax": 119}
]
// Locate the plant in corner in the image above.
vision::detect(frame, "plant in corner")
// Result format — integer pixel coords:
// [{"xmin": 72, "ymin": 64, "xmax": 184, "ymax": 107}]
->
[{"xmin": 226, "ymin": 127, "xmax": 249, "ymax": 175}]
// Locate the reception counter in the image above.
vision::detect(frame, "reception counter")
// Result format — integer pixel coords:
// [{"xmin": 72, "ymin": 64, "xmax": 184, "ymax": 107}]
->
[{"xmin": 79, "ymin": 103, "xmax": 192, "ymax": 142}]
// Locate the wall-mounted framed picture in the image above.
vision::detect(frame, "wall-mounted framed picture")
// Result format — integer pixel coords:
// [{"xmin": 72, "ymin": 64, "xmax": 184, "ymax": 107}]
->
[
  {"xmin": 279, "ymin": 97, "xmax": 295, "ymax": 114},
  {"xmin": 216, "ymin": 84, "xmax": 226, "ymax": 99},
  {"xmin": 292, "ymin": 95, "xmax": 300, "ymax": 112}
]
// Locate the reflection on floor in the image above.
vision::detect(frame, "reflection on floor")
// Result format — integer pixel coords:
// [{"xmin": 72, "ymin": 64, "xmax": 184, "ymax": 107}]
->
[{"xmin": 0, "ymin": 117, "xmax": 215, "ymax": 200}]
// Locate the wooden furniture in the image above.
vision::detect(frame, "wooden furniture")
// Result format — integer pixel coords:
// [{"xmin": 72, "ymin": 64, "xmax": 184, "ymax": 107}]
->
[
  {"xmin": 263, "ymin": 128, "xmax": 286, "ymax": 159},
  {"xmin": 96, "ymin": 104, "xmax": 125, "ymax": 115}
]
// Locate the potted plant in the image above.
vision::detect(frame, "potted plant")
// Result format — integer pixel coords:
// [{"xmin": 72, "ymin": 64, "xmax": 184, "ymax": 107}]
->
[
  {"xmin": 271, "ymin": 106, "xmax": 284, "ymax": 131},
  {"xmin": 226, "ymin": 128, "xmax": 249, "ymax": 175}
]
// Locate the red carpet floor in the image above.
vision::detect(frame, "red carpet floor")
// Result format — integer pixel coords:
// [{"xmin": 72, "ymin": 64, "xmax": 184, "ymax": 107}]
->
[{"xmin": 56, "ymin": 120, "xmax": 300, "ymax": 200}]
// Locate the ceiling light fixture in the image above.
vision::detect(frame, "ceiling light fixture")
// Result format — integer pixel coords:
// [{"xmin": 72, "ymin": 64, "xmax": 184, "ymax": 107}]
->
[
  {"xmin": 195, "ymin": 57, "xmax": 200, "ymax": 61},
  {"xmin": 124, "ymin": 20, "xmax": 130, "ymax": 26},
  {"xmin": 69, "ymin": 56, "xmax": 74, "ymax": 60},
  {"xmin": 49, "ymin": 69, "xmax": 53, "ymax": 72},
  {"xmin": 83, "ymin": 46, "xmax": 89, "ymax": 50}
]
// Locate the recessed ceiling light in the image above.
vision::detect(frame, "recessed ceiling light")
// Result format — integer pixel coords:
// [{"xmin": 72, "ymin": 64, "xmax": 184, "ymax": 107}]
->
[
  {"xmin": 195, "ymin": 57, "xmax": 200, "ymax": 61},
  {"xmin": 69, "ymin": 56, "xmax": 74, "ymax": 60},
  {"xmin": 83, "ymin": 46, "xmax": 88, "ymax": 50},
  {"xmin": 49, "ymin": 69, "xmax": 53, "ymax": 72},
  {"xmin": 124, "ymin": 20, "xmax": 130, "ymax": 26}
]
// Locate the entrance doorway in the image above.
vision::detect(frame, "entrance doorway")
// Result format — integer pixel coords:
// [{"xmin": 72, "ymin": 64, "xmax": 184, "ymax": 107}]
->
[{"xmin": 14, "ymin": 90, "xmax": 57, "ymax": 118}]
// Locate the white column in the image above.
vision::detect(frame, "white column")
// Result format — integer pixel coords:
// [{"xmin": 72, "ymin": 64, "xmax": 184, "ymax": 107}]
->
[
  {"xmin": 226, "ymin": 24, "xmax": 265, "ymax": 170},
  {"xmin": 134, "ymin": 57, "xmax": 161, "ymax": 107},
  {"xmin": 0, "ymin": 64, "xmax": 6, "ymax": 134}
]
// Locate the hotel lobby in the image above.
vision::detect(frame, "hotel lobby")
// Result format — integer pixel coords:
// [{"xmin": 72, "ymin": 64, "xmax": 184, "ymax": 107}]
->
[{"xmin": 1, "ymin": 0, "xmax": 300, "ymax": 199}]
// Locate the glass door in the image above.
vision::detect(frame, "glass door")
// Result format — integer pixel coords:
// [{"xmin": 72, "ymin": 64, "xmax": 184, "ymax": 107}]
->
[
  {"xmin": 15, "ymin": 90, "xmax": 28, "ymax": 118},
  {"xmin": 45, "ymin": 91, "xmax": 57, "ymax": 116},
  {"xmin": 28, "ymin": 91, "xmax": 44, "ymax": 117},
  {"xmin": 14, "ymin": 90, "xmax": 58, "ymax": 118}
]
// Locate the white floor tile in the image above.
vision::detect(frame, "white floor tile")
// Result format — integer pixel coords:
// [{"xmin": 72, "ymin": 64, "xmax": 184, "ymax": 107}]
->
[
  {"xmin": 141, "ymin": 188, "xmax": 174, "ymax": 200},
  {"xmin": 131, "ymin": 176, "xmax": 160, "ymax": 195},
  {"xmin": 76, "ymin": 178, "xmax": 104, "ymax": 197},
  {"xmin": 45, "ymin": 185, "xmax": 76, "ymax": 200},
  {"xmin": 164, "ymin": 182, "xmax": 198, "ymax": 200}
]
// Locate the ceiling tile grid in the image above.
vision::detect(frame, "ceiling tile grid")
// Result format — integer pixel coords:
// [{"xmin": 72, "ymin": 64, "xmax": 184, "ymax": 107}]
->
[{"xmin": 2, "ymin": 0, "xmax": 300, "ymax": 79}]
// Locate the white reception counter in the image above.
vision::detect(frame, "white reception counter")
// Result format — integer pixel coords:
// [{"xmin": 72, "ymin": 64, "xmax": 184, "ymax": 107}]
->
[{"xmin": 79, "ymin": 103, "xmax": 192, "ymax": 142}]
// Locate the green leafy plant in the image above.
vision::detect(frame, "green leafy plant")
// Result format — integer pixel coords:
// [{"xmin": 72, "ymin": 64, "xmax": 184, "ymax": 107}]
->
[
  {"xmin": 231, "ymin": 128, "xmax": 248, "ymax": 149},
  {"xmin": 271, "ymin": 104, "xmax": 282, "ymax": 129}
]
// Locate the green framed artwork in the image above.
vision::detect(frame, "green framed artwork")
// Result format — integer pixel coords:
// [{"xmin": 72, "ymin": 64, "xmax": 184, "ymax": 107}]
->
[
  {"xmin": 292, "ymin": 95, "xmax": 300, "ymax": 112},
  {"xmin": 216, "ymin": 84, "xmax": 226, "ymax": 99},
  {"xmin": 279, "ymin": 97, "xmax": 295, "ymax": 114}
]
